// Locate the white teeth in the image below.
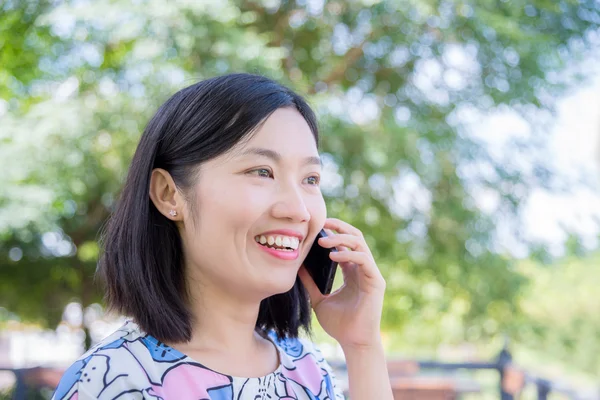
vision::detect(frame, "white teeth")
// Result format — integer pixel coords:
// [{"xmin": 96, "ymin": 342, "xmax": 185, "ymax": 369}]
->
[{"xmin": 254, "ymin": 234, "xmax": 300, "ymax": 250}]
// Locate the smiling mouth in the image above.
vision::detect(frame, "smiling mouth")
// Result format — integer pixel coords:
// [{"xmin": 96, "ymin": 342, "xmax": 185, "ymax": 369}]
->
[
  {"xmin": 258, "ymin": 243, "xmax": 295, "ymax": 251},
  {"xmin": 254, "ymin": 235, "xmax": 300, "ymax": 252},
  {"xmin": 253, "ymin": 236, "xmax": 301, "ymax": 260}
]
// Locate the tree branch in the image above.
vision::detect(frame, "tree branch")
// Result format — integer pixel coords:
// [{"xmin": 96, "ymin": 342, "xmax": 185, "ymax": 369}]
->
[{"xmin": 308, "ymin": 30, "xmax": 376, "ymax": 94}]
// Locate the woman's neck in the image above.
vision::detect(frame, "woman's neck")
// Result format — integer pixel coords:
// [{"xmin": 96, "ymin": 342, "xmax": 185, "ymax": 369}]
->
[{"xmin": 165, "ymin": 280, "xmax": 280, "ymax": 377}]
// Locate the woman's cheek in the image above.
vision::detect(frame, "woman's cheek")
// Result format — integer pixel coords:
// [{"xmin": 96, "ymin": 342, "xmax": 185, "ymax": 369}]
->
[{"xmin": 231, "ymin": 183, "xmax": 274, "ymax": 220}]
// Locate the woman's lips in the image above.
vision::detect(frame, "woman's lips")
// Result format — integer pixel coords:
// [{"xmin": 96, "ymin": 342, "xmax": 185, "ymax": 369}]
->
[{"xmin": 255, "ymin": 241, "xmax": 300, "ymax": 260}]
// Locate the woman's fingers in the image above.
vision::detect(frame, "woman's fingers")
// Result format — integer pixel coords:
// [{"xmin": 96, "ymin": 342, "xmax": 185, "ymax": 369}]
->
[
  {"xmin": 312, "ymin": 218, "xmax": 385, "ymax": 293},
  {"xmin": 322, "ymin": 228, "xmax": 351, "ymax": 252},
  {"xmin": 324, "ymin": 218, "xmax": 363, "ymax": 237},
  {"xmin": 318, "ymin": 233, "xmax": 363, "ymax": 252},
  {"xmin": 329, "ymin": 250, "xmax": 380, "ymax": 282},
  {"xmin": 323, "ymin": 219, "xmax": 373, "ymax": 257}
]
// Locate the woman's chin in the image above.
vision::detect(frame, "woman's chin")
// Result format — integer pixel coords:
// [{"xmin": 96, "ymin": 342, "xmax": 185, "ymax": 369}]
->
[{"xmin": 260, "ymin": 274, "xmax": 299, "ymax": 296}]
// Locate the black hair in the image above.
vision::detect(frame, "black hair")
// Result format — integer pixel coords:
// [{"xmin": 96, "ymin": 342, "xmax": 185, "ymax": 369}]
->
[{"xmin": 97, "ymin": 73, "xmax": 319, "ymax": 343}]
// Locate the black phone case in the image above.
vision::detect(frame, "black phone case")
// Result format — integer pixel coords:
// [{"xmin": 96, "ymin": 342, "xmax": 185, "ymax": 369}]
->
[{"xmin": 303, "ymin": 229, "xmax": 338, "ymax": 295}]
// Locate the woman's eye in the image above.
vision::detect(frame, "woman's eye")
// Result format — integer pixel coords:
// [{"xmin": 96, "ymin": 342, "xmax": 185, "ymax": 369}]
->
[
  {"xmin": 306, "ymin": 175, "xmax": 320, "ymax": 186},
  {"xmin": 247, "ymin": 169, "xmax": 319, "ymax": 185},
  {"xmin": 248, "ymin": 168, "xmax": 273, "ymax": 178}
]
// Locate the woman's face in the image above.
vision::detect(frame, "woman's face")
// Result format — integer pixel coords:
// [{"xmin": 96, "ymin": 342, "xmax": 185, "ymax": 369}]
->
[{"xmin": 180, "ymin": 107, "xmax": 327, "ymax": 299}]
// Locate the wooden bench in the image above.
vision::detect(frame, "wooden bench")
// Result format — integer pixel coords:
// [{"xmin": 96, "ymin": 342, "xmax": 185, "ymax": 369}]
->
[
  {"xmin": 386, "ymin": 359, "xmax": 480, "ymax": 399},
  {"xmin": 390, "ymin": 376, "xmax": 458, "ymax": 400}
]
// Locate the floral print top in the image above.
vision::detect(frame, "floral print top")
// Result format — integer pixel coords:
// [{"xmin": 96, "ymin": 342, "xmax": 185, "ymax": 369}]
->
[{"xmin": 52, "ymin": 320, "xmax": 345, "ymax": 400}]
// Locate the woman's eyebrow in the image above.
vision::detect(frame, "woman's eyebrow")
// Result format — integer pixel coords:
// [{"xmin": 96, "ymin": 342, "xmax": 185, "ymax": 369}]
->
[{"xmin": 238, "ymin": 147, "xmax": 322, "ymax": 166}]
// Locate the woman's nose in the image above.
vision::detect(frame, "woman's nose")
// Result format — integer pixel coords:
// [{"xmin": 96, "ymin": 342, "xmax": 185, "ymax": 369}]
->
[{"xmin": 271, "ymin": 187, "xmax": 311, "ymax": 222}]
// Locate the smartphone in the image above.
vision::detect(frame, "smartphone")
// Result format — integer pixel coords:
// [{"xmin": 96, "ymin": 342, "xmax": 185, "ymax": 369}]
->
[{"xmin": 302, "ymin": 229, "xmax": 338, "ymax": 295}]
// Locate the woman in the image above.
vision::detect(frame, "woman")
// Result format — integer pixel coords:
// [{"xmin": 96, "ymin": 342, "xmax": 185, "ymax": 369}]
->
[{"xmin": 53, "ymin": 73, "xmax": 393, "ymax": 399}]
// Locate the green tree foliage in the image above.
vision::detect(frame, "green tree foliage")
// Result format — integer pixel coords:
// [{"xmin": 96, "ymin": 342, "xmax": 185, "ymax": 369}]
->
[
  {"xmin": 516, "ymin": 251, "xmax": 600, "ymax": 377},
  {"xmin": 0, "ymin": 0, "xmax": 598, "ymax": 350}
]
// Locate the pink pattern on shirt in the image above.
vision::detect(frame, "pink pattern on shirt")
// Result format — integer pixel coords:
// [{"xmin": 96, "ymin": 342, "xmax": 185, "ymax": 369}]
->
[
  {"xmin": 282, "ymin": 354, "xmax": 326, "ymax": 395},
  {"xmin": 149, "ymin": 363, "xmax": 231, "ymax": 400}
]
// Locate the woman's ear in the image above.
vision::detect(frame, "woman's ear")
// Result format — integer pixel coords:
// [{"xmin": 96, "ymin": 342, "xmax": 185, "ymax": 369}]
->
[{"xmin": 149, "ymin": 168, "xmax": 183, "ymax": 220}]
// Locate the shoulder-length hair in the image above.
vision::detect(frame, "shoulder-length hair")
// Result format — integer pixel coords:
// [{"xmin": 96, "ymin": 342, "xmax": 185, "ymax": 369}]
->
[{"xmin": 98, "ymin": 73, "xmax": 319, "ymax": 343}]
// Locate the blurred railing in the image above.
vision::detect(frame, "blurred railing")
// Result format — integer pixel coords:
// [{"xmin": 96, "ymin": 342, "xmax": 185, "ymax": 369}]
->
[{"xmin": 330, "ymin": 342, "xmax": 591, "ymax": 399}]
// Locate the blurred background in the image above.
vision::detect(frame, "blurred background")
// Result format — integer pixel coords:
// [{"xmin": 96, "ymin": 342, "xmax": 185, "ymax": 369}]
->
[{"xmin": 1, "ymin": 0, "xmax": 599, "ymax": 398}]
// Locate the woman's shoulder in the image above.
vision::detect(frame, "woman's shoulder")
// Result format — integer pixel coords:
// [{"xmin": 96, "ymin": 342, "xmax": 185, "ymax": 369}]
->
[{"xmin": 52, "ymin": 320, "xmax": 170, "ymax": 400}]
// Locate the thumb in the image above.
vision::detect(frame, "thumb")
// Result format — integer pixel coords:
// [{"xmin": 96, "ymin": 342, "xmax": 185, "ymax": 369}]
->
[{"xmin": 298, "ymin": 265, "xmax": 325, "ymax": 307}]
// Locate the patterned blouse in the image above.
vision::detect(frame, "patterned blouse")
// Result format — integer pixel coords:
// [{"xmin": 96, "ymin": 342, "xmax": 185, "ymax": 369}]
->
[{"xmin": 52, "ymin": 320, "xmax": 345, "ymax": 399}]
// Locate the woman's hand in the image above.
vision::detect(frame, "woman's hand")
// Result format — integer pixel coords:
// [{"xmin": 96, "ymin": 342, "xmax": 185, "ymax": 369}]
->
[{"xmin": 298, "ymin": 218, "xmax": 386, "ymax": 349}]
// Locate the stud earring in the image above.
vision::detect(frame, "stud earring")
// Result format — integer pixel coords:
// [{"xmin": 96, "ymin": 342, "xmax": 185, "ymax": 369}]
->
[{"xmin": 169, "ymin": 210, "xmax": 177, "ymax": 217}]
